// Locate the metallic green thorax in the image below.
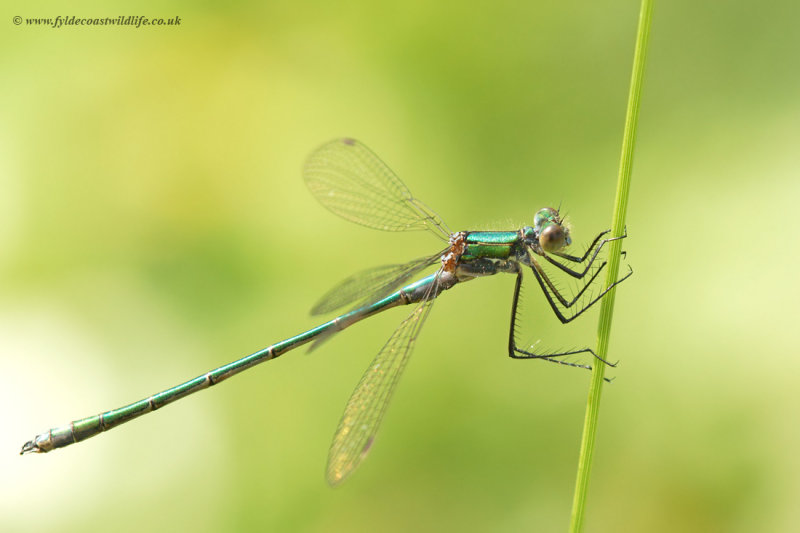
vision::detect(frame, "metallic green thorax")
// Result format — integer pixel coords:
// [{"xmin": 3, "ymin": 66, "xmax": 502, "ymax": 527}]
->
[{"xmin": 462, "ymin": 231, "xmax": 520, "ymax": 261}]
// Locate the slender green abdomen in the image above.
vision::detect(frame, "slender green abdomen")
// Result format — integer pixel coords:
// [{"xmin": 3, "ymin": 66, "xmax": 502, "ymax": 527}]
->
[
  {"xmin": 462, "ymin": 231, "xmax": 518, "ymax": 260},
  {"xmin": 23, "ymin": 277, "xmax": 442, "ymax": 454}
]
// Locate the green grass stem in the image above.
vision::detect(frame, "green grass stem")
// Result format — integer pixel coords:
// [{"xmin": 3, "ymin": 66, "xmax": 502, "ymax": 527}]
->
[{"xmin": 568, "ymin": 1, "xmax": 653, "ymax": 531}]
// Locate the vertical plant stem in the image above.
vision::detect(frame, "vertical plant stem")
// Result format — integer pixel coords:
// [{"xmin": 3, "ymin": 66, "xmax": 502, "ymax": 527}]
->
[{"xmin": 568, "ymin": 1, "xmax": 653, "ymax": 531}]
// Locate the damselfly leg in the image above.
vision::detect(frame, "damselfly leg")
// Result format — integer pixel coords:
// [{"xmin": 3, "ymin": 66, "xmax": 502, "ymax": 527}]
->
[
  {"xmin": 508, "ymin": 235, "xmax": 632, "ymax": 372},
  {"xmin": 545, "ymin": 229, "xmax": 627, "ymax": 278}
]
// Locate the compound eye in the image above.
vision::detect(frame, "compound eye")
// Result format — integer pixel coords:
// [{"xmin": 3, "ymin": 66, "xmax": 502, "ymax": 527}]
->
[{"xmin": 539, "ymin": 224, "xmax": 567, "ymax": 252}]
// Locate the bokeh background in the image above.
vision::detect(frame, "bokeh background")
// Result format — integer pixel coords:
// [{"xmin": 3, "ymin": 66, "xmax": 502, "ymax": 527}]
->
[{"xmin": 3, "ymin": 1, "xmax": 799, "ymax": 531}]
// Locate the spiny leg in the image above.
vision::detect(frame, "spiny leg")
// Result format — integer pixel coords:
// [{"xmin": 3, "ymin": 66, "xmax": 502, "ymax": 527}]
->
[
  {"xmin": 525, "ymin": 259, "xmax": 633, "ymax": 367},
  {"xmin": 531, "ymin": 258, "xmax": 632, "ymax": 326},
  {"xmin": 527, "ymin": 240, "xmax": 615, "ymax": 311},
  {"xmin": 553, "ymin": 230, "xmax": 611, "ymax": 263},
  {"xmin": 545, "ymin": 229, "xmax": 627, "ymax": 279},
  {"xmin": 506, "ymin": 270, "xmax": 612, "ymax": 376},
  {"xmin": 553, "ymin": 227, "xmax": 627, "ymax": 263},
  {"xmin": 539, "ymin": 259, "xmax": 608, "ymax": 309}
]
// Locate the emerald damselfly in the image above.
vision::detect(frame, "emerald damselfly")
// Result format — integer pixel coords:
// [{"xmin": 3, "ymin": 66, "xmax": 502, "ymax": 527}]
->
[{"xmin": 21, "ymin": 138, "xmax": 630, "ymax": 485}]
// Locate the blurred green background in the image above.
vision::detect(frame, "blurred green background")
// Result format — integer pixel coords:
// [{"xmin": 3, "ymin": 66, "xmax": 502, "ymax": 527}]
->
[{"xmin": 3, "ymin": 1, "xmax": 799, "ymax": 531}]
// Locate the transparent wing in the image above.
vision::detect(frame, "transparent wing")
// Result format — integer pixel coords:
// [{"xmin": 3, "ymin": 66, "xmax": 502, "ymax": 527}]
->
[
  {"xmin": 304, "ymin": 138, "xmax": 451, "ymax": 241},
  {"xmin": 326, "ymin": 286, "xmax": 438, "ymax": 486},
  {"xmin": 311, "ymin": 252, "xmax": 443, "ymax": 315}
]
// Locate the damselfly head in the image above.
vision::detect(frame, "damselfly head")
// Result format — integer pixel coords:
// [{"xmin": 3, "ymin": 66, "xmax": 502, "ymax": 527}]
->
[{"xmin": 533, "ymin": 207, "xmax": 572, "ymax": 252}]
